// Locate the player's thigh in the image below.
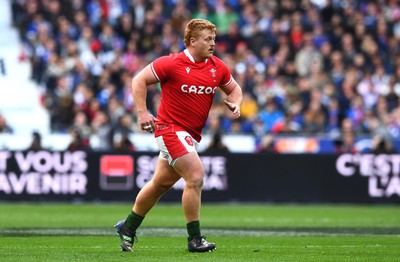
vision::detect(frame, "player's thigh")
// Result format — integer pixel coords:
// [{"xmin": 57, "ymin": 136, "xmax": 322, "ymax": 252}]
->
[
  {"xmin": 173, "ymin": 151, "xmax": 204, "ymax": 183},
  {"xmin": 151, "ymin": 157, "xmax": 181, "ymax": 188}
]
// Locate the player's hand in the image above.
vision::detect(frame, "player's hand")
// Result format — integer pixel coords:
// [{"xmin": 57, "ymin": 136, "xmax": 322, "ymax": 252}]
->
[
  {"xmin": 139, "ymin": 113, "xmax": 159, "ymax": 133},
  {"xmin": 224, "ymin": 100, "xmax": 241, "ymax": 119}
]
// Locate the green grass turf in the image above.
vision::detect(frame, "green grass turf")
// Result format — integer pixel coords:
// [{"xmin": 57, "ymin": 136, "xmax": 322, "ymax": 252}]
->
[
  {"xmin": 1, "ymin": 236, "xmax": 399, "ymax": 262},
  {"xmin": 0, "ymin": 203, "xmax": 399, "ymax": 261}
]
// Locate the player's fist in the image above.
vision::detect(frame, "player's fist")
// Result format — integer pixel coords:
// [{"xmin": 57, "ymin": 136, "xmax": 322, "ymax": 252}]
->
[{"xmin": 224, "ymin": 100, "xmax": 240, "ymax": 119}]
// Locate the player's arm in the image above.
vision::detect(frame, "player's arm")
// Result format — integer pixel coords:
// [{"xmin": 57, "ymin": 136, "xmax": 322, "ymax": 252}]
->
[
  {"xmin": 131, "ymin": 64, "xmax": 159, "ymax": 132},
  {"xmin": 220, "ymin": 77, "xmax": 243, "ymax": 119}
]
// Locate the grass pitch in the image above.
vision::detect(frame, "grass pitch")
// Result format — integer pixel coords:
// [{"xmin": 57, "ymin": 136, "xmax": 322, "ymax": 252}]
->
[{"xmin": 0, "ymin": 203, "xmax": 399, "ymax": 261}]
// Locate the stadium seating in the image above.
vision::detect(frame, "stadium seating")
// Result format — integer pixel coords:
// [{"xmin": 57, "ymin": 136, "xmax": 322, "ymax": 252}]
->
[{"xmin": 0, "ymin": 0, "xmax": 50, "ymax": 136}]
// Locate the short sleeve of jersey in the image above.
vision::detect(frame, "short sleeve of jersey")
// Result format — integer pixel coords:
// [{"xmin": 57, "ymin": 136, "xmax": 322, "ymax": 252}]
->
[
  {"xmin": 150, "ymin": 55, "xmax": 173, "ymax": 82},
  {"xmin": 215, "ymin": 56, "xmax": 233, "ymax": 87}
]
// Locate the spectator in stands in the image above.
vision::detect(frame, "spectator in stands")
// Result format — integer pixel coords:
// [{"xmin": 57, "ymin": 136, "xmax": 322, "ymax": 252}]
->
[
  {"xmin": 98, "ymin": 23, "xmax": 124, "ymax": 53},
  {"xmin": 234, "ymin": 92, "xmax": 258, "ymax": 134},
  {"xmin": 91, "ymin": 110, "xmax": 113, "ymax": 151},
  {"xmin": 27, "ymin": 131, "xmax": 45, "ymax": 152},
  {"xmin": 257, "ymin": 97, "xmax": 284, "ymax": 133},
  {"xmin": 385, "ymin": 79, "xmax": 399, "ymax": 112},
  {"xmin": 113, "ymin": 133, "xmax": 135, "ymax": 152},
  {"xmin": 204, "ymin": 109, "xmax": 223, "ymax": 135},
  {"xmin": 192, "ymin": 2, "xmax": 215, "ymax": 23},
  {"xmin": 302, "ymin": 99, "xmax": 326, "ymax": 134},
  {"xmin": 341, "ymin": 117, "xmax": 356, "ymax": 134},
  {"xmin": 214, "ymin": 2, "xmax": 239, "ymax": 37},
  {"xmin": 97, "ymin": 82, "xmax": 118, "ymax": 109},
  {"xmin": 85, "ymin": 97, "xmax": 101, "ymax": 123},
  {"xmin": 346, "ymin": 95, "xmax": 366, "ymax": 133},
  {"xmin": 357, "ymin": 70, "xmax": 379, "ymax": 110},
  {"xmin": 0, "ymin": 114, "xmax": 13, "ymax": 134},
  {"xmin": 203, "ymin": 130, "xmax": 229, "ymax": 154},
  {"xmin": 367, "ymin": 114, "xmax": 393, "ymax": 144},
  {"xmin": 295, "ymin": 35, "xmax": 322, "ymax": 77},
  {"xmin": 70, "ymin": 111, "xmax": 91, "ymax": 140},
  {"xmin": 240, "ymin": 92, "xmax": 258, "ymax": 122},
  {"xmin": 334, "ymin": 132, "xmax": 359, "ymax": 154},
  {"xmin": 121, "ymin": 40, "xmax": 142, "ymax": 75},
  {"xmin": 326, "ymin": 97, "xmax": 341, "ymax": 134},
  {"xmin": 66, "ymin": 128, "xmax": 91, "ymax": 152},
  {"xmin": 387, "ymin": 107, "xmax": 400, "ymax": 139},
  {"xmin": 257, "ymin": 134, "xmax": 277, "ymax": 154},
  {"xmin": 252, "ymin": 116, "xmax": 266, "ymax": 140},
  {"xmin": 370, "ymin": 134, "xmax": 396, "ymax": 154},
  {"xmin": 372, "ymin": 64, "xmax": 391, "ymax": 96},
  {"xmin": 271, "ymin": 111, "xmax": 301, "ymax": 134},
  {"xmin": 112, "ymin": 113, "xmax": 135, "ymax": 147},
  {"xmin": 372, "ymin": 96, "xmax": 391, "ymax": 125}
]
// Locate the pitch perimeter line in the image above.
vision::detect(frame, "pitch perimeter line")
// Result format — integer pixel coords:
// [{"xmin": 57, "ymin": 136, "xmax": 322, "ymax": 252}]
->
[{"xmin": 1, "ymin": 227, "xmax": 400, "ymax": 237}]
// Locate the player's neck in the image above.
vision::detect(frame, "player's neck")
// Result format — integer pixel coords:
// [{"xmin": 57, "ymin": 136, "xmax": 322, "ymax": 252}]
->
[{"xmin": 184, "ymin": 48, "xmax": 207, "ymax": 63}]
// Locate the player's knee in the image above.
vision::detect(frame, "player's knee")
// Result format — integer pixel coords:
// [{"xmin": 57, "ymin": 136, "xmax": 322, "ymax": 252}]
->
[
  {"xmin": 185, "ymin": 173, "xmax": 204, "ymax": 190},
  {"xmin": 154, "ymin": 181, "xmax": 174, "ymax": 193}
]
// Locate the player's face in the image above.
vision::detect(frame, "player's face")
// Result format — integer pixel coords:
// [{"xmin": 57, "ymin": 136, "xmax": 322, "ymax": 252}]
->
[{"xmin": 193, "ymin": 29, "xmax": 216, "ymax": 60}]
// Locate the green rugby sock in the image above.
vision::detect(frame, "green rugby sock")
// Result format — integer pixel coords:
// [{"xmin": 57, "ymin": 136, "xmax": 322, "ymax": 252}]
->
[
  {"xmin": 187, "ymin": 220, "xmax": 201, "ymax": 238},
  {"xmin": 125, "ymin": 211, "xmax": 144, "ymax": 233}
]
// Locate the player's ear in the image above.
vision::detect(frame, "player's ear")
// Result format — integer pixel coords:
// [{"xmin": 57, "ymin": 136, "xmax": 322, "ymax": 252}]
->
[{"xmin": 190, "ymin": 37, "xmax": 196, "ymax": 46}]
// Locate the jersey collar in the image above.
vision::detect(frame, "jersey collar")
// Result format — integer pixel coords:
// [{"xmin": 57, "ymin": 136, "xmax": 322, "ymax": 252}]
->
[{"xmin": 184, "ymin": 49, "xmax": 208, "ymax": 64}]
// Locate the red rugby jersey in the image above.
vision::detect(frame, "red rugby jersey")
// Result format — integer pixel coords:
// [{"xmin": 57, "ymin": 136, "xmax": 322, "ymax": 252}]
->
[{"xmin": 151, "ymin": 49, "xmax": 232, "ymax": 142}]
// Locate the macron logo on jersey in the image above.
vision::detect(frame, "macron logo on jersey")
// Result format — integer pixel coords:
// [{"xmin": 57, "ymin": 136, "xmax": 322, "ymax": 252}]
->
[{"xmin": 186, "ymin": 67, "xmax": 191, "ymax": 74}]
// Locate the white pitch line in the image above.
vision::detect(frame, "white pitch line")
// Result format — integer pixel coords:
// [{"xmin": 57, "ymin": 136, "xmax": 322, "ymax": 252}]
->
[{"xmin": 1, "ymin": 227, "xmax": 399, "ymax": 237}]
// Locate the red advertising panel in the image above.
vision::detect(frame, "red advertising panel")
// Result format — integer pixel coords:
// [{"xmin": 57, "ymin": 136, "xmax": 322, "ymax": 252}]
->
[{"xmin": 100, "ymin": 155, "xmax": 134, "ymax": 190}]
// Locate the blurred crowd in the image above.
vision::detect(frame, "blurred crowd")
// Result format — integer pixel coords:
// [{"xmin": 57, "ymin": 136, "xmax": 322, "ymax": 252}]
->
[{"xmin": 5, "ymin": 0, "xmax": 400, "ymax": 153}]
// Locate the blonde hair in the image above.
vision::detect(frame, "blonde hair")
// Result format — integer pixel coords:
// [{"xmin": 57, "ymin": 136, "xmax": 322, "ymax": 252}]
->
[{"xmin": 184, "ymin": 19, "xmax": 216, "ymax": 47}]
